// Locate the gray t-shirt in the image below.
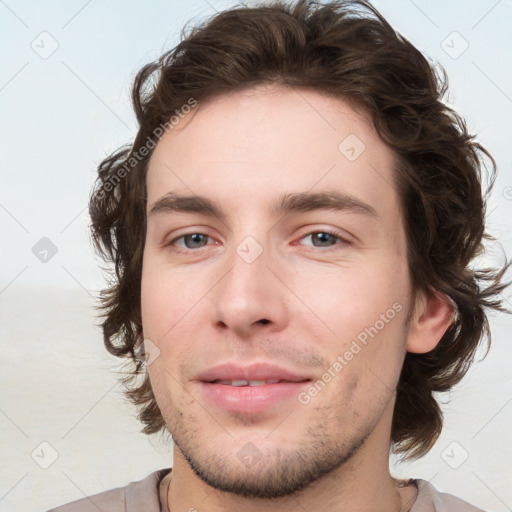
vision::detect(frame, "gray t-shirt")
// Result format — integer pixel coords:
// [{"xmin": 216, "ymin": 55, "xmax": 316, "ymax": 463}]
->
[{"xmin": 47, "ymin": 468, "xmax": 485, "ymax": 512}]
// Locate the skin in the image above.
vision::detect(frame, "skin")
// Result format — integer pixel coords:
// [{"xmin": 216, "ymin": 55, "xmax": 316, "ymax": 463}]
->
[{"xmin": 141, "ymin": 84, "xmax": 453, "ymax": 512}]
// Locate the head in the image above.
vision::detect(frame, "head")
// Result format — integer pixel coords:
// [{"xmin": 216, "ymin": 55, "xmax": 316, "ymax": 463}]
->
[{"xmin": 89, "ymin": 0, "xmax": 509, "ymax": 499}]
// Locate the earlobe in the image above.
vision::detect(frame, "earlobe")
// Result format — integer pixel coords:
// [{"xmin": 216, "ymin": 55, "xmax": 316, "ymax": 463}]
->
[{"xmin": 406, "ymin": 289, "xmax": 455, "ymax": 354}]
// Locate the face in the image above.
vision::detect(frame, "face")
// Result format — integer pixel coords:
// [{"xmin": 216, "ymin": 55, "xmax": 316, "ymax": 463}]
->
[{"xmin": 141, "ymin": 85, "xmax": 413, "ymax": 498}]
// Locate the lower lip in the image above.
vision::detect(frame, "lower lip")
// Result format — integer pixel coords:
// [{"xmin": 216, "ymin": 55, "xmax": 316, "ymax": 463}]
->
[{"xmin": 198, "ymin": 381, "xmax": 310, "ymax": 415}]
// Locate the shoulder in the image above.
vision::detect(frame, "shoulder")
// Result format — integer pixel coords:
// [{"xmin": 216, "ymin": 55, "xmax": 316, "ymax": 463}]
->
[
  {"xmin": 47, "ymin": 468, "xmax": 171, "ymax": 512},
  {"xmin": 413, "ymin": 479, "xmax": 485, "ymax": 512}
]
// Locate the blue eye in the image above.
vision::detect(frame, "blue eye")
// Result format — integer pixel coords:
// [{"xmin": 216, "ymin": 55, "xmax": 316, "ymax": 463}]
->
[
  {"xmin": 167, "ymin": 229, "xmax": 348, "ymax": 254},
  {"xmin": 172, "ymin": 233, "xmax": 211, "ymax": 251},
  {"xmin": 299, "ymin": 230, "xmax": 346, "ymax": 248}
]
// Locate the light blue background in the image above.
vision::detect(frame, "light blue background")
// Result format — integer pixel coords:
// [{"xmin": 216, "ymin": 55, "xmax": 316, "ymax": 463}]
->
[{"xmin": 1, "ymin": 1, "xmax": 511, "ymax": 511}]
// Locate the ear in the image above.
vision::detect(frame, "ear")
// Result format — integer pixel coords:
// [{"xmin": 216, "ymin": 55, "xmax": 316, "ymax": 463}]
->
[{"xmin": 406, "ymin": 289, "xmax": 455, "ymax": 354}]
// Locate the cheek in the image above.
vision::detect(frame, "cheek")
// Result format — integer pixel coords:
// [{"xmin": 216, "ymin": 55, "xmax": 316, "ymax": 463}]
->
[
  {"xmin": 293, "ymin": 260, "xmax": 410, "ymax": 397},
  {"xmin": 293, "ymin": 262, "xmax": 408, "ymax": 338},
  {"xmin": 146, "ymin": 347, "xmax": 198, "ymax": 418},
  {"xmin": 141, "ymin": 257, "xmax": 204, "ymax": 342},
  {"xmin": 141, "ymin": 261, "xmax": 205, "ymax": 376}
]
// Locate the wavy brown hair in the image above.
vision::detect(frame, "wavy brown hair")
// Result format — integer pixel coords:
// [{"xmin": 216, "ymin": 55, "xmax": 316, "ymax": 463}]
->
[{"xmin": 89, "ymin": 0, "xmax": 509, "ymax": 459}]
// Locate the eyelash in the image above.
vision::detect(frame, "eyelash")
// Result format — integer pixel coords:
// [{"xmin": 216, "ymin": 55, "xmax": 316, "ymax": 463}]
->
[{"xmin": 166, "ymin": 229, "xmax": 350, "ymax": 254}]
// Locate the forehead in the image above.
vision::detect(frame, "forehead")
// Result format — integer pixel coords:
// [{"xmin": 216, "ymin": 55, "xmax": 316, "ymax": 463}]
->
[{"xmin": 146, "ymin": 85, "xmax": 399, "ymax": 221}]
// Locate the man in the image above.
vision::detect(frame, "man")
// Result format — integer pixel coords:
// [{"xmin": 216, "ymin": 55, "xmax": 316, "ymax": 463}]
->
[{"xmin": 50, "ymin": 0, "xmax": 509, "ymax": 510}]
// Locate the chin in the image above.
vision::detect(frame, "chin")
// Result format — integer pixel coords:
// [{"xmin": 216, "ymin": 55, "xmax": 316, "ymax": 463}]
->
[{"xmin": 171, "ymin": 420, "xmax": 369, "ymax": 499}]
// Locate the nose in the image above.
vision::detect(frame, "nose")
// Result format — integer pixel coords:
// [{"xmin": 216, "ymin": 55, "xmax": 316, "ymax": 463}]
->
[{"xmin": 211, "ymin": 240, "xmax": 290, "ymax": 339}]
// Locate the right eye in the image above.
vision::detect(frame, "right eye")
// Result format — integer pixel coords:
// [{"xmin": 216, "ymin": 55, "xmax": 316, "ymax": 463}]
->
[{"xmin": 166, "ymin": 233, "xmax": 214, "ymax": 253}]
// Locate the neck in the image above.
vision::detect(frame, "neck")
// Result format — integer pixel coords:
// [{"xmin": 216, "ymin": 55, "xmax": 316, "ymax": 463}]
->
[{"xmin": 167, "ymin": 404, "xmax": 407, "ymax": 512}]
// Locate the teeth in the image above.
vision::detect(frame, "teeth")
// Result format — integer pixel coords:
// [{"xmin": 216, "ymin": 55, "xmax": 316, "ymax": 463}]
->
[
  {"xmin": 248, "ymin": 380, "xmax": 266, "ymax": 386},
  {"xmin": 214, "ymin": 379, "xmax": 282, "ymax": 386}
]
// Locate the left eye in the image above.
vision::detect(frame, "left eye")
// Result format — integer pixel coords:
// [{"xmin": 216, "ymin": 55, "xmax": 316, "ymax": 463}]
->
[
  {"xmin": 298, "ymin": 230, "xmax": 346, "ymax": 248},
  {"xmin": 168, "ymin": 230, "xmax": 348, "ymax": 253}
]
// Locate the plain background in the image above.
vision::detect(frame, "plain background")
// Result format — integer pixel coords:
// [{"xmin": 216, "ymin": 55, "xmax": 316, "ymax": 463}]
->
[{"xmin": 1, "ymin": 1, "xmax": 511, "ymax": 511}]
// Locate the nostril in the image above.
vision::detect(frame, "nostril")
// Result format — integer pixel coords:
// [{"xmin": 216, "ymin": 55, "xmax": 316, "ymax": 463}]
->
[{"xmin": 259, "ymin": 319, "xmax": 270, "ymax": 325}]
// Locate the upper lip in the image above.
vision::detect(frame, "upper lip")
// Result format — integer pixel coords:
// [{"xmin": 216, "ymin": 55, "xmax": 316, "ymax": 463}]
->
[{"xmin": 195, "ymin": 362, "xmax": 312, "ymax": 383}]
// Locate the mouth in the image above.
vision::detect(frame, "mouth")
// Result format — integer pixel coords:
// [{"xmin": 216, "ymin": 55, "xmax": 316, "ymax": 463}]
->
[
  {"xmin": 195, "ymin": 363, "xmax": 312, "ymax": 414},
  {"xmin": 210, "ymin": 379, "xmax": 297, "ymax": 386}
]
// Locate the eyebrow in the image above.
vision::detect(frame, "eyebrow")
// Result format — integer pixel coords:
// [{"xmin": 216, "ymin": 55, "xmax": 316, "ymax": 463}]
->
[{"xmin": 148, "ymin": 190, "xmax": 378, "ymax": 220}]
